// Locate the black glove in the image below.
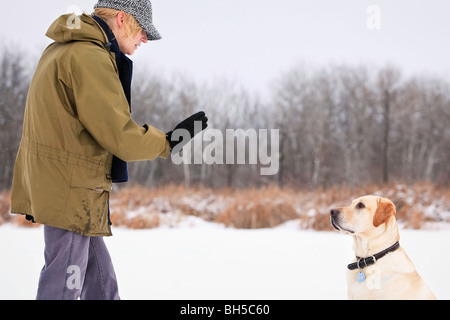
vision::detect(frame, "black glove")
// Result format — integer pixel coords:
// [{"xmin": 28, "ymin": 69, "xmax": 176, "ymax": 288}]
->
[{"xmin": 166, "ymin": 111, "xmax": 208, "ymax": 153}]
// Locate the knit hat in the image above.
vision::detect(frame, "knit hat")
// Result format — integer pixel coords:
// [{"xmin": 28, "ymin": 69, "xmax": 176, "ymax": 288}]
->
[{"xmin": 94, "ymin": 0, "xmax": 161, "ymax": 41}]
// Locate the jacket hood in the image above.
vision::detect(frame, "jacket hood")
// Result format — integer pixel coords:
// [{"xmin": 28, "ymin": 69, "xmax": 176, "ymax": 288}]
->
[{"xmin": 46, "ymin": 13, "xmax": 108, "ymax": 46}]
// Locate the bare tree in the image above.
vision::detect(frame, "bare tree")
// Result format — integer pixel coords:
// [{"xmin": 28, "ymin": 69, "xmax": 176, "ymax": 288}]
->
[
  {"xmin": 0, "ymin": 48, "xmax": 29, "ymax": 190},
  {"xmin": 1, "ymin": 44, "xmax": 449, "ymax": 190},
  {"xmin": 377, "ymin": 66, "xmax": 401, "ymax": 184}
]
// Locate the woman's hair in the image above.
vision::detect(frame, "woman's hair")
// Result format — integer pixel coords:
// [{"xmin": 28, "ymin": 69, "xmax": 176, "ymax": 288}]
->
[{"xmin": 94, "ymin": 7, "xmax": 142, "ymax": 38}]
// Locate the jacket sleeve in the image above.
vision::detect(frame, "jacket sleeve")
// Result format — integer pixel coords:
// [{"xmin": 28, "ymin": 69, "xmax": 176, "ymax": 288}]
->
[{"xmin": 70, "ymin": 44, "xmax": 170, "ymax": 161}]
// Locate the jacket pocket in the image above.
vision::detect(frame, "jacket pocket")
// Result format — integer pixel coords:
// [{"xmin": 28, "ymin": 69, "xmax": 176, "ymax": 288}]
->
[
  {"xmin": 70, "ymin": 167, "xmax": 112, "ymax": 192},
  {"xmin": 66, "ymin": 167, "xmax": 112, "ymax": 235}
]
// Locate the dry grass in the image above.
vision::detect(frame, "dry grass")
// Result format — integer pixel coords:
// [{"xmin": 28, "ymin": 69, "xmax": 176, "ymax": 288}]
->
[
  {"xmin": 0, "ymin": 190, "xmax": 40, "ymax": 228},
  {"xmin": 216, "ymin": 186, "xmax": 299, "ymax": 228},
  {"xmin": 0, "ymin": 190, "xmax": 12, "ymax": 225},
  {"xmin": 108, "ymin": 182, "xmax": 450, "ymax": 230},
  {"xmin": 1, "ymin": 182, "xmax": 449, "ymax": 230}
]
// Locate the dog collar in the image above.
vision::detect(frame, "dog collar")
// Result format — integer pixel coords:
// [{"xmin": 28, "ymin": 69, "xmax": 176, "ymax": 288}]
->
[{"xmin": 347, "ymin": 242, "xmax": 400, "ymax": 271}]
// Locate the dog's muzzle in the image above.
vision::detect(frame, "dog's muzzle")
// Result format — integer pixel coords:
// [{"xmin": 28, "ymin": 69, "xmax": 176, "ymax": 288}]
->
[
  {"xmin": 330, "ymin": 209, "xmax": 354, "ymax": 233},
  {"xmin": 330, "ymin": 209, "xmax": 341, "ymax": 231}
]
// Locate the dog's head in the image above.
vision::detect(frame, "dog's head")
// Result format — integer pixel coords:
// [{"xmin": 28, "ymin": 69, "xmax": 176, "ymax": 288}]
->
[{"xmin": 330, "ymin": 195, "xmax": 396, "ymax": 235}]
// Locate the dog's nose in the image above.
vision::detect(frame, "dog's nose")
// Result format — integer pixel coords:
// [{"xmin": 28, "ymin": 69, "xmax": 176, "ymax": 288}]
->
[{"xmin": 330, "ymin": 209, "xmax": 340, "ymax": 217}]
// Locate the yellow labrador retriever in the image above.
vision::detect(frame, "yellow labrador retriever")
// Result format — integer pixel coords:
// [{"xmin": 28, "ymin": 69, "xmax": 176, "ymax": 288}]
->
[{"xmin": 330, "ymin": 196, "xmax": 436, "ymax": 300}]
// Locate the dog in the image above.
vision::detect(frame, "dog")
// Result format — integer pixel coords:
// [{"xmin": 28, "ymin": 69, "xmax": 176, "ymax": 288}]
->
[{"xmin": 330, "ymin": 195, "xmax": 436, "ymax": 300}]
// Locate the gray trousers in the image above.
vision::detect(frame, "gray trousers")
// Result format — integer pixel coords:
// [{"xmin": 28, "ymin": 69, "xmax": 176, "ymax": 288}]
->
[{"xmin": 36, "ymin": 225, "xmax": 120, "ymax": 300}]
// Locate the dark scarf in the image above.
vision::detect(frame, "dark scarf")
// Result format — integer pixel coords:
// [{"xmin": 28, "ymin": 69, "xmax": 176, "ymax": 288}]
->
[{"xmin": 92, "ymin": 14, "xmax": 133, "ymax": 183}]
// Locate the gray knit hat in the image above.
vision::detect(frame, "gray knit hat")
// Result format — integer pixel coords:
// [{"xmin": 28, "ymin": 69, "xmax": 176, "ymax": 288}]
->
[{"xmin": 94, "ymin": 0, "xmax": 161, "ymax": 40}]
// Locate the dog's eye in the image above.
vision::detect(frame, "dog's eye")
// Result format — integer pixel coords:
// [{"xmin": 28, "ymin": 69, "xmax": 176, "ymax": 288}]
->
[{"xmin": 356, "ymin": 202, "xmax": 365, "ymax": 209}]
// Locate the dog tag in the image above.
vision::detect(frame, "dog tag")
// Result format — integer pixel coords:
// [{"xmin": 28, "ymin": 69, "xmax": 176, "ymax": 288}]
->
[{"xmin": 356, "ymin": 271, "xmax": 366, "ymax": 283}]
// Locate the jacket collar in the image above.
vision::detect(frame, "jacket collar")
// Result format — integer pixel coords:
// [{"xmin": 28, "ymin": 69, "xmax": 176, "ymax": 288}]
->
[
  {"xmin": 92, "ymin": 14, "xmax": 120, "ymax": 56},
  {"xmin": 91, "ymin": 14, "xmax": 133, "ymax": 107}
]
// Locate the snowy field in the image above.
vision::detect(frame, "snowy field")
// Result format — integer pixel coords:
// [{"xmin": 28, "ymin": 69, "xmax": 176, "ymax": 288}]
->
[{"xmin": 1, "ymin": 218, "xmax": 449, "ymax": 300}]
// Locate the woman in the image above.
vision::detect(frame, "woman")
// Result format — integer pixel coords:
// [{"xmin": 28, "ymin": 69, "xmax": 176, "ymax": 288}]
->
[{"xmin": 11, "ymin": 0, "xmax": 207, "ymax": 300}]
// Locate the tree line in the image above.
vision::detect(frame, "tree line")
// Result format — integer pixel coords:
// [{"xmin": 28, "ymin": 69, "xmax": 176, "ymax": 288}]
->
[{"xmin": 0, "ymin": 47, "xmax": 449, "ymax": 190}]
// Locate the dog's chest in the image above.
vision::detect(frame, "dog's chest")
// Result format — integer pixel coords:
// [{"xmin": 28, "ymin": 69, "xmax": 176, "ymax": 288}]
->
[
  {"xmin": 347, "ymin": 264, "xmax": 384, "ymax": 299},
  {"xmin": 346, "ymin": 251, "xmax": 422, "ymax": 299}
]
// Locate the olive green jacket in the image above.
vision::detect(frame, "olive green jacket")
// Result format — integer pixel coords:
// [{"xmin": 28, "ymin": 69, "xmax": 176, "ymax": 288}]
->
[{"xmin": 11, "ymin": 14, "xmax": 170, "ymax": 236}]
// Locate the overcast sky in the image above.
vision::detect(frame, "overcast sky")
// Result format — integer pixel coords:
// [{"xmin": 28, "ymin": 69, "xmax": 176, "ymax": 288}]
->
[{"xmin": 3, "ymin": 0, "xmax": 450, "ymax": 93}]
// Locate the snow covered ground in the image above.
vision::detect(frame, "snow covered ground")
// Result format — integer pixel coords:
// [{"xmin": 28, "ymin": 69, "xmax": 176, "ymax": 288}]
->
[{"xmin": 1, "ymin": 218, "xmax": 449, "ymax": 300}]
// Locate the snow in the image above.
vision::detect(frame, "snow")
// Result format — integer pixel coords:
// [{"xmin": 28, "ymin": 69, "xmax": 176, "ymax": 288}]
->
[{"xmin": 1, "ymin": 219, "xmax": 449, "ymax": 300}]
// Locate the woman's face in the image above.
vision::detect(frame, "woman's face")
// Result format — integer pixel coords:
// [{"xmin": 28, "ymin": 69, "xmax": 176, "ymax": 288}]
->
[
  {"xmin": 116, "ymin": 28, "xmax": 148, "ymax": 55},
  {"xmin": 110, "ymin": 11, "xmax": 148, "ymax": 55}
]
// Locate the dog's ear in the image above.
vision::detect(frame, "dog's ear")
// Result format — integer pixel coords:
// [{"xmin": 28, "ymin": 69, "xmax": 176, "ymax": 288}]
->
[{"xmin": 373, "ymin": 198, "xmax": 396, "ymax": 228}]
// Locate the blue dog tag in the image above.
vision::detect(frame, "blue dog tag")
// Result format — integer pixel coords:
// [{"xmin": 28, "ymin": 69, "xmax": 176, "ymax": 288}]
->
[{"xmin": 356, "ymin": 272, "xmax": 366, "ymax": 282}]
